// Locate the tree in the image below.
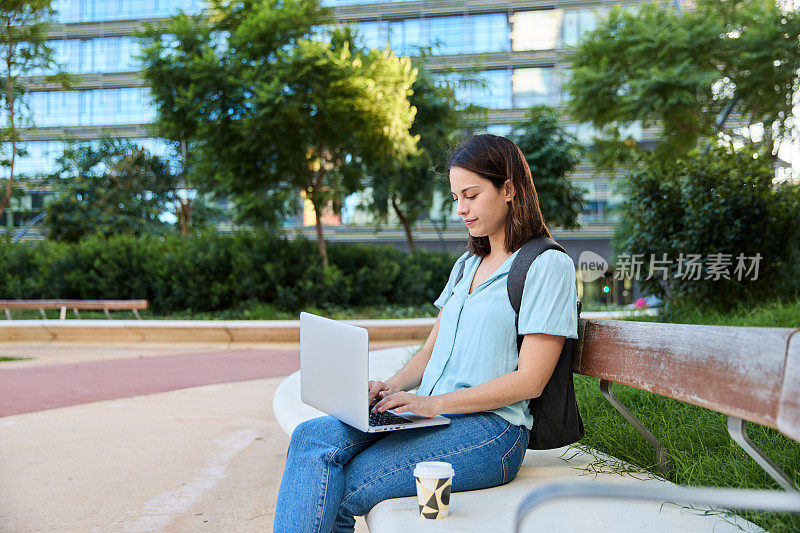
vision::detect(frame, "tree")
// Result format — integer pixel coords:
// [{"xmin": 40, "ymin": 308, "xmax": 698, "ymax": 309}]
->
[
  {"xmin": 137, "ymin": 14, "xmax": 215, "ymax": 235},
  {"xmin": 138, "ymin": 0, "xmax": 420, "ymax": 267},
  {"xmin": 0, "ymin": 0, "xmax": 69, "ymax": 220},
  {"xmin": 358, "ymin": 55, "xmax": 465, "ymax": 252},
  {"xmin": 564, "ymin": 0, "xmax": 800, "ymax": 169},
  {"xmin": 509, "ymin": 106, "xmax": 586, "ymax": 229},
  {"xmin": 43, "ymin": 139, "xmax": 176, "ymax": 242}
]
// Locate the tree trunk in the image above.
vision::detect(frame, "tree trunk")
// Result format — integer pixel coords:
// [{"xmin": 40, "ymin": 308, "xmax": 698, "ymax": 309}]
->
[
  {"xmin": 178, "ymin": 137, "xmax": 192, "ymax": 235},
  {"xmin": 178, "ymin": 198, "xmax": 192, "ymax": 235},
  {"xmin": 0, "ymin": 38, "xmax": 16, "ymax": 221},
  {"xmin": 313, "ymin": 198, "xmax": 329, "ymax": 268},
  {"xmin": 391, "ymin": 194, "xmax": 416, "ymax": 253},
  {"xmin": 310, "ymin": 143, "xmax": 335, "ymax": 269}
]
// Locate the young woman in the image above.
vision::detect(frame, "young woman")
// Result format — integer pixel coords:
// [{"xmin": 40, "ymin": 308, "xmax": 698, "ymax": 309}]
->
[{"xmin": 273, "ymin": 134, "xmax": 579, "ymax": 533}]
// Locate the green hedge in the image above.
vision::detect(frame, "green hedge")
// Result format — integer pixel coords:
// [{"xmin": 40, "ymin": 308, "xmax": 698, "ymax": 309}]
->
[
  {"xmin": 613, "ymin": 146, "xmax": 800, "ymax": 311},
  {"xmin": 0, "ymin": 231, "xmax": 460, "ymax": 314}
]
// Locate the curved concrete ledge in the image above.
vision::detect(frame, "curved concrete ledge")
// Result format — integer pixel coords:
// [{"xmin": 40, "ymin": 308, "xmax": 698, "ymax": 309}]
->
[
  {"xmin": 0, "ymin": 310, "xmax": 656, "ymax": 344},
  {"xmin": 0, "ymin": 319, "xmax": 436, "ymax": 344},
  {"xmin": 273, "ymin": 342, "xmax": 761, "ymax": 533}
]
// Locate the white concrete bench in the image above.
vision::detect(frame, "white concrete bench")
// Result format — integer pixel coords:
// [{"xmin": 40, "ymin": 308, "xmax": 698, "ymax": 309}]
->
[{"xmin": 272, "ymin": 345, "xmax": 762, "ymax": 532}]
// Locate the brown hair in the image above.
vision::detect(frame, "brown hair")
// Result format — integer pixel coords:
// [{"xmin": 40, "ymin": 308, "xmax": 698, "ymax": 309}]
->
[{"xmin": 447, "ymin": 134, "xmax": 552, "ymax": 257}]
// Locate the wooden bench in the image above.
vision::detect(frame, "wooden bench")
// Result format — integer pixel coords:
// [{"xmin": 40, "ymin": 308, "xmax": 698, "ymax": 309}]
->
[
  {"xmin": 273, "ymin": 317, "xmax": 800, "ymax": 530},
  {"xmin": 512, "ymin": 318, "xmax": 800, "ymax": 530},
  {"xmin": 0, "ymin": 299, "xmax": 149, "ymax": 320}
]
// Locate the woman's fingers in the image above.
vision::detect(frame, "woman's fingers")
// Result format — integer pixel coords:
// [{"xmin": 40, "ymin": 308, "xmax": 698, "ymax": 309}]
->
[
  {"xmin": 368, "ymin": 381, "xmax": 389, "ymax": 403},
  {"xmin": 374, "ymin": 392, "xmax": 411, "ymax": 412}
]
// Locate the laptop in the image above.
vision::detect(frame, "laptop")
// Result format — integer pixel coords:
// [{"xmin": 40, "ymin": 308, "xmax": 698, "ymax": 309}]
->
[{"xmin": 300, "ymin": 312, "xmax": 450, "ymax": 432}]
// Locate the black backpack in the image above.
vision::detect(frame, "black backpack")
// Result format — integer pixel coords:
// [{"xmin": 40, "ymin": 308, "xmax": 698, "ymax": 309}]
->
[{"xmin": 453, "ymin": 237, "xmax": 584, "ymax": 450}]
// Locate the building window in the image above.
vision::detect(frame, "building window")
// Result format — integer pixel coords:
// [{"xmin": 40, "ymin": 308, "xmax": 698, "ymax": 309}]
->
[
  {"xmin": 512, "ymin": 10, "xmax": 562, "ymax": 51},
  {"xmin": 562, "ymin": 9, "xmax": 599, "ymax": 47},
  {"xmin": 435, "ymin": 69, "xmax": 512, "ymax": 110},
  {"xmin": 513, "ymin": 67, "xmax": 556, "ymax": 108},
  {"xmin": 25, "ymin": 88, "xmax": 155, "ymax": 127},
  {"xmin": 468, "ymin": 13, "xmax": 510, "ymax": 54},
  {"xmin": 351, "ymin": 13, "xmax": 509, "ymax": 57}
]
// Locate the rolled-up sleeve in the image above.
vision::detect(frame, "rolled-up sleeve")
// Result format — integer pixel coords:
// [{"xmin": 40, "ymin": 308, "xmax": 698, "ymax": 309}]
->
[
  {"xmin": 433, "ymin": 252, "xmax": 470, "ymax": 309},
  {"xmin": 518, "ymin": 249, "xmax": 579, "ymax": 339}
]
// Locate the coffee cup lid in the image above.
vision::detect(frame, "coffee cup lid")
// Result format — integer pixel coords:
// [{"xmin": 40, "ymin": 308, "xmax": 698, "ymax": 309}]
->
[{"xmin": 413, "ymin": 461, "xmax": 454, "ymax": 479}]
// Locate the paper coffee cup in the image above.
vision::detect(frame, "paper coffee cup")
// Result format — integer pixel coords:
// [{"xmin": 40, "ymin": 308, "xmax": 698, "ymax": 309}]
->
[{"xmin": 413, "ymin": 461, "xmax": 454, "ymax": 519}]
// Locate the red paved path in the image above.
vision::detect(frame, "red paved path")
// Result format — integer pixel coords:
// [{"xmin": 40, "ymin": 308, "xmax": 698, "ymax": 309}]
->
[
  {"xmin": 0, "ymin": 348, "xmax": 300, "ymax": 417},
  {"xmin": 0, "ymin": 343, "xmax": 412, "ymax": 417}
]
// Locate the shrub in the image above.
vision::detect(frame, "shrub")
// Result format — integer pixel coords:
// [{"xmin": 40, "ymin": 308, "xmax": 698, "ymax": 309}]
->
[
  {"xmin": 0, "ymin": 230, "xmax": 460, "ymax": 314},
  {"xmin": 613, "ymin": 145, "xmax": 800, "ymax": 311}
]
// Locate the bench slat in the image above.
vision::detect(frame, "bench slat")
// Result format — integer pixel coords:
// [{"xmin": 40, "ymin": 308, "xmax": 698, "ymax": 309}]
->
[
  {"xmin": 574, "ymin": 319, "xmax": 797, "ymax": 431},
  {"xmin": 0, "ymin": 300, "xmax": 148, "ymax": 311}
]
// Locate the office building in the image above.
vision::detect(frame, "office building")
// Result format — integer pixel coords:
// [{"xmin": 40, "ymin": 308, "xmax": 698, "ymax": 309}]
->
[{"xmin": 3, "ymin": 0, "xmax": 657, "ymax": 303}]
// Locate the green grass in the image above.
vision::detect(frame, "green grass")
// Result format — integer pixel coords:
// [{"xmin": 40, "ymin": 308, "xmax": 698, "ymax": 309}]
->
[
  {"xmin": 623, "ymin": 298, "xmax": 800, "ymax": 328},
  {"xmin": 0, "ymin": 356, "xmax": 33, "ymax": 362},
  {"xmin": 575, "ymin": 297, "xmax": 800, "ymax": 532}
]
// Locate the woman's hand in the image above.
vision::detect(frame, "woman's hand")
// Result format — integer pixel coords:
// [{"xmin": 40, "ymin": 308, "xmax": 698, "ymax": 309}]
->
[
  {"xmin": 368, "ymin": 380, "xmax": 398, "ymax": 405},
  {"xmin": 372, "ymin": 391, "xmax": 442, "ymax": 418}
]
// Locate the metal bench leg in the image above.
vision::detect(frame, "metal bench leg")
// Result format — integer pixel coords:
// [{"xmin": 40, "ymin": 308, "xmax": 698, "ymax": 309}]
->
[
  {"xmin": 4, "ymin": 309, "xmax": 10, "ymax": 320},
  {"xmin": 73, "ymin": 308, "xmax": 81, "ymax": 319},
  {"xmin": 600, "ymin": 379, "xmax": 670, "ymax": 476},
  {"xmin": 104, "ymin": 308, "xmax": 112, "ymax": 319},
  {"xmin": 39, "ymin": 308, "xmax": 47, "ymax": 319},
  {"xmin": 132, "ymin": 309, "xmax": 141, "ymax": 320},
  {"xmin": 727, "ymin": 416, "xmax": 798, "ymax": 492}
]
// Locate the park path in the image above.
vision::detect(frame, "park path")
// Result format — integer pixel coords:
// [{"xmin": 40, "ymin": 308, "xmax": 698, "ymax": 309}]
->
[
  {"xmin": 0, "ymin": 342, "xmax": 410, "ymax": 417},
  {"xmin": 0, "ymin": 348, "xmax": 300, "ymax": 417}
]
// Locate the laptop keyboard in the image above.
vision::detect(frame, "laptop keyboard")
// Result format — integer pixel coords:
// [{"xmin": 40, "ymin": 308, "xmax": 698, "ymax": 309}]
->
[{"xmin": 369, "ymin": 409, "xmax": 412, "ymax": 427}]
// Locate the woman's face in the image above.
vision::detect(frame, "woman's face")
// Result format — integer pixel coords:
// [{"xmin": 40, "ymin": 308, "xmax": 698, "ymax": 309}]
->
[{"xmin": 449, "ymin": 166, "xmax": 513, "ymax": 239}]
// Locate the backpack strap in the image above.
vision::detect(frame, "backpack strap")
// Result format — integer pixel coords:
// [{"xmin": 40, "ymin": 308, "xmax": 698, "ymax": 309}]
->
[
  {"xmin": 453, "ymin": 253, "xmax": 473, "ymax": 291},
  {"xmin": 507, "ymin": 237, "xmax": 568, "ymax": 352}
]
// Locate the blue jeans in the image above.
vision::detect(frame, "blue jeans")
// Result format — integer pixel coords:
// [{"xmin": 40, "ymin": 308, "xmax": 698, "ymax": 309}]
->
[{"xmin": 273, "ymin": 412, "xmax": 529, "ymax": 533}]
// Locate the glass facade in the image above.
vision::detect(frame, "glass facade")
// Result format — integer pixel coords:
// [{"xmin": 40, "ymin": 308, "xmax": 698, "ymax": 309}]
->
[
  {"xmin": 511, "ymin": 10, "xmax": 563, "ymax": 51},
  {"xmin": 5, "ymin": 1, "xmax": 619, "ymax": 230},
  {"xmin": 434, "ymin": 69, "xmax": 512, "ymax": 109},
  {"xmin": 5, "ymin": 138, "xmax": 174, "ymax": 178},
  {"xmin": 562, "ymin": 9, "xmax": 599, "ymax": 47},
  {"xmin": 354, "ymin": 13, "xmax": 510, "ymax": 56},
  {"xmin": 16, "ymin": 88, "xmax": 155, "ymax": 127},
  {"xmin": 30, "ymin": 37, "xmax": 143, "ymax": 75},
  {"xmin": 348, "ymin": 9, "xmax": 600, "ymax": 55},
  {"xmin": 51, "ymin": 0, "xmax": 203, "ymax": 23}
]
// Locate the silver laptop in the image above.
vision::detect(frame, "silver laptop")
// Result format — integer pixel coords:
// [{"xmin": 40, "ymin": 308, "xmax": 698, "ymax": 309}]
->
[{"xmin": 300, "ymin": 312, "xmax": 450, "ymax": 432}]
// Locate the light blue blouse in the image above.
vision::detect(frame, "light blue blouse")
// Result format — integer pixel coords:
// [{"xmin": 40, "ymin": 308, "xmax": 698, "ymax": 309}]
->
[{"xmin": 417, "ymin": 248, "xmax": 579, "ymax": 430}]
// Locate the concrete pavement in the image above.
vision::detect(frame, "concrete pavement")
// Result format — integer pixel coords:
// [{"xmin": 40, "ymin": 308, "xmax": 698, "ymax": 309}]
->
[{"xmin": 0, "ymin": 341, "xmax": 384, "ymax": 532}]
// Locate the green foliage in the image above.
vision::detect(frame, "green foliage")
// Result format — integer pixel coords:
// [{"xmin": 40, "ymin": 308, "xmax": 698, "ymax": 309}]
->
[
  {"xmin": 0, "ymin": 0, "xmax": 71, "ymax": 217},
  {"xmin": 509, "ymin": 105, "xmax": 586, "ymax": 229},
  {"xmin": 138, "ymin": 0, "xmax": 420, "ymax": 266},
  {"xmin": 42, "ymin": 139, "xmax": 176, "ymax": 242},
  {"xmin": 613, "ymin": 144, "xmax": 800, "ymax": 310},
  {"xmin": 359, "ymin": 54, "xmax": 464, "ymax": 247},
  {"xmin": 565, "ymin": 0, "xmax": 800, "ymax": 167},
  {"xmin": 0, "ymin": 231, "xmax": 459, "ymax": 314}
]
